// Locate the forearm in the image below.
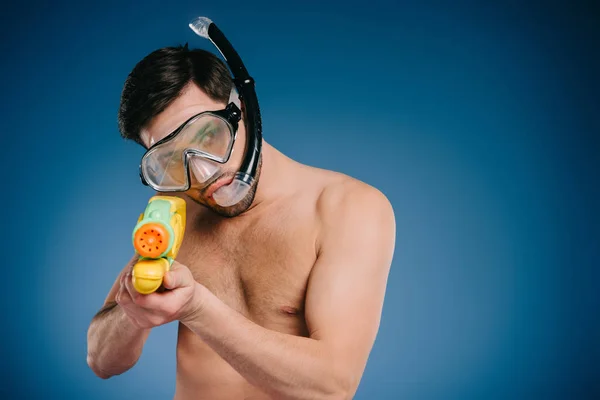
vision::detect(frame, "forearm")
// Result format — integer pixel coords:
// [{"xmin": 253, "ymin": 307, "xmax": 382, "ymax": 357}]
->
[
  {"xmin": 86, "ymin": 303, "xmax": 151, "ymax": 379},
  {"xmin": 182, "ymin": 285, "xmax": 350, "ymax": 400}
]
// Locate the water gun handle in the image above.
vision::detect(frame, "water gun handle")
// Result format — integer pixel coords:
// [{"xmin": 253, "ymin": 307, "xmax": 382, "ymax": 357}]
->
[{"xmin": 131, "ymin": 196, "xmax": 186, "ymax": 294}]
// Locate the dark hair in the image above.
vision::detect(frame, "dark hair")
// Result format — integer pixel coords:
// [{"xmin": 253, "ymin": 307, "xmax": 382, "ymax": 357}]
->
[{"xmin": 117, "ymin": 44, "xmax": 233, "ymax": 146}]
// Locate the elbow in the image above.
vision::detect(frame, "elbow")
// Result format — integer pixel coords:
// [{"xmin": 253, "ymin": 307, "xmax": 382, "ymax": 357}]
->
[
  {"xmin": 274, "ymin": 373, "xmax": 355, "ymax": 400},
  {"xmin": 87, "ymin": 335, "xmax": 110, "ymax": 379},
  {"xmin": 328, "ymin": 382, "xmax": 354, "ymax": 400},
  {"xmin": 87, "ymin": 331, "xmax": 112, "ymax": 379},
  {"xmin": 324, "ymin": 366, "xmax": 360, "ymax": 400},
  {"xmin": 87, "ymin": 354, "xmax": 112, "ymax": 380},
  {"xmin": 317, "ymin": 388, "xmax": 352, "ymax": 400},
  {"xmin": 87, "ymin": 352, "xmax": 136, "ymax": 380}
]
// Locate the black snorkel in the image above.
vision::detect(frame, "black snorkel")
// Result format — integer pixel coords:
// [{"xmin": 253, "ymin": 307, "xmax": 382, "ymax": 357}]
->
[{"xmin": 189, "ymin": 17, "xmax": 262, "ymax": 206}]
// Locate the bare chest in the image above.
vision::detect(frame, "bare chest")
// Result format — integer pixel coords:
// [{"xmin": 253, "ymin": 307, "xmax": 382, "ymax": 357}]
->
[{"xmin": 176, "ymin": 208, "xmax": 317, "ymax": 334}]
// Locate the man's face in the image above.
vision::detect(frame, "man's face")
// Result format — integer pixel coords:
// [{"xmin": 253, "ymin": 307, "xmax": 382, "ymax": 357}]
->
[{"xmin": 140, "ymin": 83, "xmax": 260, "ymax": 217}]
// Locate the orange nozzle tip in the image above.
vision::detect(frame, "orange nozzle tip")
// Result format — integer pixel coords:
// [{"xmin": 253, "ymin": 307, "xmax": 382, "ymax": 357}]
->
[{"xmin": 133, "ymin": 222, "xmax": 170, "ymax": 258}]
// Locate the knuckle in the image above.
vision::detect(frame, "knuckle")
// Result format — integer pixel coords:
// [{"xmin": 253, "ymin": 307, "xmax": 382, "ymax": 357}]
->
[
  {"xmin": 120, "ymin": 294, "xmax": 132, "ymax": 307},
  {"xmin": 133, "ymin": 295, "xmax": 152, "ymax": 309},
  {"xmin": 116, "ymin": 290, "xmax": 126, "ymax": 304},
  {"xmin": 124, "ymin": 273, "xmax": 132, "ymax": 287},
  {"xmin": 130, "ymin": 294, "xmax": 141, "ymax": 305},
  {"xmin": 119, "ymin": 298, "xmax": 130, "ymax": 309}
]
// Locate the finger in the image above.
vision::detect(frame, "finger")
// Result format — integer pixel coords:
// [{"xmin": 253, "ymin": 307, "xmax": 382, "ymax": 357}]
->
[
  {"xmin": 119, "ymin": 284, "xmax": 164, "ymax": 325},
  {"xmin": 116, "ymin": 284, "xmax": 131, "ymax": 306},
  {"xmin": 120, "ymin": 270, "xmax": 128, "ymax": 288},
  {"xmin": 123, "ymin": 271, "xmax": 166, "ymax": 311},
  {"xmin": 124, "ymin": 271, "xmax": 144, "ymax": 303},
  {"xmin": 163, "ymin": 261, "xmax": 194, "ymax": 290},
  {"xmin": 133, "ymin": 291, "xmax": 167, "ymax": 310},
  {"xmin": 127, "ymin": 253, "xmax": 139, "ymax": 267}
]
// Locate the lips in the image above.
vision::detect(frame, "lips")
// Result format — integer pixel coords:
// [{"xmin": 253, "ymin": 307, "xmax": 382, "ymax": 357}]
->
[{"xmin": 204, "ymin": 176, "xmax": 234, "ymax": 199}]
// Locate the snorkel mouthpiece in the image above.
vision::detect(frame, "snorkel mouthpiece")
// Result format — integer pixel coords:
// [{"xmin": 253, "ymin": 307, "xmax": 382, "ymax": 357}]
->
[{"xmin": 212, "ymin": 173, "xmax": 253, "ymax": 207}]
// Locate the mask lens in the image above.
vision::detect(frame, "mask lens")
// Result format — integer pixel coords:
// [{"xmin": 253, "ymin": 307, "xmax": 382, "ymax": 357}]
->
[
  {"xmin": 189, "ymin": 156, "xmax": 221, "ymax": 184},
  {"xmin": 142, "ymin": 146, "xmax": 188, "ymax": 190},
  {"xmin": 180, "ymin": 114, "xmax": 233, "ymax": 160},
  {"xmin": 140, "ymin": 113, "xmax": 234, "ymax": 191}
]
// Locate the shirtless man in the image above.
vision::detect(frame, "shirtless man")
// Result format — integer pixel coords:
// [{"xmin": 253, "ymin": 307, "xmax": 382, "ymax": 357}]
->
[{"xmin": 86, "ymin": 19, "xmax": 395, "ymax": 400}]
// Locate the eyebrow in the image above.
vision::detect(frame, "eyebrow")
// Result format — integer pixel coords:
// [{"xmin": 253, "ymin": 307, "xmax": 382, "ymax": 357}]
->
[{"xmin": 143, "ymin": 102, "xmax": 220, "ymax": 149}]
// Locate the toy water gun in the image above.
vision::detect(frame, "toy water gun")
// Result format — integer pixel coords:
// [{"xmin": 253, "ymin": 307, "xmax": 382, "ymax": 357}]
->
[{"xmin": 131, "ymin": 196, "xmax": 186, "ymax": 294}]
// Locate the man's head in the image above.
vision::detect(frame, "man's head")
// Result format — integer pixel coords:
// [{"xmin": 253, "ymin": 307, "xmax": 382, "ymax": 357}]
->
[{"xmin": 118, "ymin": 45, "xmax": 261, "ymax": 217}]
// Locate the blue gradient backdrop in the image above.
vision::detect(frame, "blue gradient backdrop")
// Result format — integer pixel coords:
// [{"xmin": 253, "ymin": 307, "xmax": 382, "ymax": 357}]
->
[{"xmin": 2, "ymin": 0, "xmax": 598, "ymax": 399}]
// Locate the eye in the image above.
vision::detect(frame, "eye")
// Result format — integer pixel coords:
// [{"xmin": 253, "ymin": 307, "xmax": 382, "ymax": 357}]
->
[
  {"xmin": 158, "ymin": 151, "xmax": 174, "ymax": 163},
  {"xmin": 193, "ymin": 123, "xmax": 218, "ymax": 146},
  {"xmin": 201, "ymin": 129, "xmax": 216, "ymax": 144},
  {"xmin": 158, "ymin": 151, "xmax": 185, "ymax": 169}
]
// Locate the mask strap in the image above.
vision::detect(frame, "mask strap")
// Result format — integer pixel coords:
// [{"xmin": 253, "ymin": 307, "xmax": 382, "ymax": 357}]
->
[{"xmin": 228, "ymin": 86, "xmax": 241, "ymax": 110}]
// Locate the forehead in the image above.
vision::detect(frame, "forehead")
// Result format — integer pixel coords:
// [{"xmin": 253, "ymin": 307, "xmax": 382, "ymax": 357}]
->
[{"xmin": 140, "ymin": 83, "xmax": 225, "ymax": 148}]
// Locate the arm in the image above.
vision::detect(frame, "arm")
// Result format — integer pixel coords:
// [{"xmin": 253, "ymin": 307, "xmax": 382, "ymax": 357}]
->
[
  {"xmin": 178, "ymin": 183, "xmax": 396, "ymax": 399},
  {"xmin": 86, "ymin": 255, "xmax": 152, "ymax": 379}
]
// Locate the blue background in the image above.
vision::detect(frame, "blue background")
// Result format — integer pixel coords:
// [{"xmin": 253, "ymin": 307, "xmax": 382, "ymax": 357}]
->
[{"xmin": 2, "ymin": 0, "xmax": 598, "ymax": 398}]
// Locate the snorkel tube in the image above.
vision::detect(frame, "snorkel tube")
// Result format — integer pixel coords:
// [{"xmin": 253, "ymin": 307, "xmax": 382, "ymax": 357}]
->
[{"xmin": 189, "ymin": 17, "xmax": 262, "ymax": 207}]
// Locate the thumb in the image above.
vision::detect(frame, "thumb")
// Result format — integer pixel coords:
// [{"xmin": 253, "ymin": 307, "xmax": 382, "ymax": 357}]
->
[{"xmin": 163, "ymin": 261, "xmax": 192, "ymax": 289}]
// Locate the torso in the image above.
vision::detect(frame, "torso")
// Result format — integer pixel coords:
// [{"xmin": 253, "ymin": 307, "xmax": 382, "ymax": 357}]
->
[{"xmin": 173, "ymin": 172, "xmax": 327, "ymax": 399}]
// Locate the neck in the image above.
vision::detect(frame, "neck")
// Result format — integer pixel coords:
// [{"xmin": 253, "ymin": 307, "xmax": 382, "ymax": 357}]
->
[{"xmin": 245, "ymin": 140, "xmax": 293, "ymax": 212}]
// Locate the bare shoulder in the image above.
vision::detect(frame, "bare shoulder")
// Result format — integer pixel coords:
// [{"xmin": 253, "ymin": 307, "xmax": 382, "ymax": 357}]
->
[
  {"xmin": 308, "ymin": 168, "xmax": 396, "ymax": 255},
  {"xmin": 314, "ymin": 170, "xmax": 394, "ymax": 223}
]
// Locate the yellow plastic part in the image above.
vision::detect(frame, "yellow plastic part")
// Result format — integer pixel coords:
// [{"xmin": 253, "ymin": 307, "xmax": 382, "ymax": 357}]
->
[
  {"xmin": 131, "ymin": 195, "xmax": 186, "ymax": 294},
  {"xmin": 132, "ymin": 258, "xmax": 170, "ymax": 294},
  {"xmin": 166, "ymin": 212, "xmax": 184, "ymax": 258}
]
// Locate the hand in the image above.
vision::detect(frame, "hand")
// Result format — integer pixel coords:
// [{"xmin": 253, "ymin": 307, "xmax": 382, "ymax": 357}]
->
[{"xmin": 115, "ymin": 260, "xmax": 203, "ymax": 329}]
